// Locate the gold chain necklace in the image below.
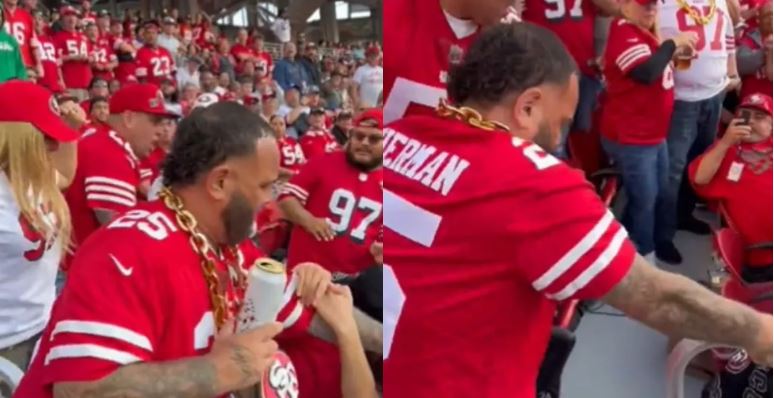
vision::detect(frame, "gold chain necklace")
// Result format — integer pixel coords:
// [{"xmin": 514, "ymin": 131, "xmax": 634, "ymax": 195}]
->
[
  {"xmin": 676, "ymin": 0, "xmax": 717, "ymax": 26},
  {"xmin": 436, "ymin": 99, "xmax": 510, "ymax": 132},
  {"xmin": 158, "ymin": 187, "xmax": 247, "ymax": 330}
]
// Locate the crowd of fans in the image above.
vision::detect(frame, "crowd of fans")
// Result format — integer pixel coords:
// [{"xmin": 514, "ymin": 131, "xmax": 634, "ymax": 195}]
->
[{"xmin": 0, "ymin": 0, "xmax": 383, "ymax": 397}]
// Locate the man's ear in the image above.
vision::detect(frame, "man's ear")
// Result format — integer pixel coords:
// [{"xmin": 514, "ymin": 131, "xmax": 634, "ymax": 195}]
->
[
  {"xmin": 511, "ymin": 87, "xmax": 543, "ymax": 134},
  {"xmin": 204, "ymin": 164, "xmax": 231, "ymax": 201}
]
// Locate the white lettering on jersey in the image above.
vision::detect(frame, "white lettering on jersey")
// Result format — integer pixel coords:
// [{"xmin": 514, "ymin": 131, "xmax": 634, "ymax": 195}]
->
[
  {"xmin": 383, "ymin": 128, "xmax": 470, "ymax": 197},
  {"xmin": 107, "ymin": 210, "xmax": 178, "ymax": 240}
]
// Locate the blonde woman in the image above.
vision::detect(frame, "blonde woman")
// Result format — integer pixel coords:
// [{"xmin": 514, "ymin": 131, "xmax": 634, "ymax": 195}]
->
[
  {"xmin": 600, "ymin": 0, "xmax": 697, "ymax": 263},
  {"xmin": 0, "ymin": 81, "xmax": 78, "ymax": 393}
]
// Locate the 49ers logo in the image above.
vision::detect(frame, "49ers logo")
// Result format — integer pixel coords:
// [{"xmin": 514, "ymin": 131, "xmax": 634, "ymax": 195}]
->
[{"xmin": 261, "ymin": 351, "xmax": 299, "ymax": 398}]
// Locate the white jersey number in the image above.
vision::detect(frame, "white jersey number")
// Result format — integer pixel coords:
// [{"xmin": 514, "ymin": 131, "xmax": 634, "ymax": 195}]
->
[
  {"xmin": 328, "ymin": 188, "xmax": 382, "ymax": 243},
  {"xmin": 107, "ymin": 210, "xmax": 178, "ymax": 240},
  {"xmin": 544, "ymin": 0, "xmax": 583, "ymax": 20},
  {"xmin": 675, "ymin": 7, "xmax": 726, "ymax": 52}
]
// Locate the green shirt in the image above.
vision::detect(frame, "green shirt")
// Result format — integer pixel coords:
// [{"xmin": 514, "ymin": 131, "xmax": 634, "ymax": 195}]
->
[{"xmin": 0, "ymin": 31, "xmax": 27, "ymax": 83}]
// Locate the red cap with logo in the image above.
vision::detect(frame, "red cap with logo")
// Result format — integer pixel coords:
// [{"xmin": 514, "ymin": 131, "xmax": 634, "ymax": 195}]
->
[
  {"xmin": 353, "ymin": 108, "xmax": 383, "ymax": 129},
  {"xmin": 59, "ymin": 5, "xmax": 80, "ymax": 16},
  {"xmin": 0, "ymin": 81, "xmax": 78, "ymax": 142},
  {"xmin": 739, "ymin": 94, "xmax": 773, "ymax": 116},
  {"xmin": 110, "ymin": 83, "xmax": 177, "ymax": 117}
]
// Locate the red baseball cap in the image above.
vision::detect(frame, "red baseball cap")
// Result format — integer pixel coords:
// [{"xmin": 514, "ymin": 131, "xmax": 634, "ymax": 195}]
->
[
  {"xmin": 59, "ymin": 5, "xmax": 80, "ymax": 17},
  {"xmin": 365, "ymin": 46, "xmax": 381, "ymax": 57},
  {"xmin": 739, "ymin": 94, "xmax": 773, "ymax": 116},
  {"xmin": 0, "ymin": 81, "xmax": 78, "ymax": 142},
  {"xmin": 353, "ymin": 108, "xmax": 383, "ymax": 129},
  {"xmin": 110, "ymin": 83, "xmax": 177, "ymax": 117},
  {"xmin": 634, "ymin": 0, "xmax": 658, "ymax": 5}
]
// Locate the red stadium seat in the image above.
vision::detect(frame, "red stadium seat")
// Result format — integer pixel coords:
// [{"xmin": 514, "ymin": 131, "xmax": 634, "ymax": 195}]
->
[{"xmin": 255, "ymin": 201, "xmax": 291, "ymax": 255}]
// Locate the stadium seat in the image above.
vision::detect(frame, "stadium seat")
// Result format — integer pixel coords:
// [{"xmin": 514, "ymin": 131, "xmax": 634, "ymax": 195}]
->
[
  {"xmin": 255, "ymin": 200, "xmax": 291, "ymax": 257},
  {"xmin": 0, "ymin": 356, "xmax": 23, "ymax": 397}
]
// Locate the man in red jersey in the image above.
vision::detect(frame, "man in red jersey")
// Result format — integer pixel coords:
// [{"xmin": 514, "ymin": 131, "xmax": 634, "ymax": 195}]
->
[
  {"xmin": 270, "ymin": 114, "xmax": 307, "ymax": 178},
  {"xmin": 383, "ymin": 0, "xmax": 517, "ymax": 123},
  {"xmin": 15, "ymin": 101, "xmax": 382, "ymax": 398},
  {"xmin": 78, "ymin": 0, "xmax": 96, "ymax": 27},
  {"xmin": 135, "ymin": 20, "xmax": 175, "ymax": 86},
  {"xmin": 278, "ymin": 108, "xmax": 384, "ymax": 398},
  {"xmin": 230, "ymin": 28, "xmax": 253, "ymax": 74},
  {"xmin": 63, "ymin": 83, "xmax": 176, "ymax": 261},
  {"xmin": 53, "ymin": 5, "xmax": 92, "ymax": 100},
  {"xmin": 382, "ymin": 23, "xmax": 773, "ymax": 398},
  {"xmin": 300, "ymin": 107, "xmax": 340, "ymax": 160},
  {"xmin": 3, "ymin": 0, "xmax": 41, "ymax": 77},
  {"xmin": 32, "ymin": 10, "xmax": 64, "ymax": 93},
  {"xmin": 86, "ymin": 21, "xmax": 116, "ymax": 81},
  {"xmin": 251, "ymin": 33, "xmax": 273, "ymax": 74}
]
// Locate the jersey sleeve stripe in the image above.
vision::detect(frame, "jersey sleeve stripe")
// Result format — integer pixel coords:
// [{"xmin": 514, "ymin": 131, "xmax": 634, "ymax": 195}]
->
[
  {"xmin": 617, "ymin": 47, "xmax": 651, "ymax": 71},
  {"xmin": 384, "ymin": 189, "xmax": 441, "ymax": 248},
  {"xmin": 51, "ymin": 320, "xmax": 154, "ymax": 352},
  {"xmin": 532, "ymin": 211, "xmax": 616, "ymax": 291},
  {"xmin": 281, "ymin": 302, "xmax": 304, "ymax": 329},
  {"xmin": 615, "ymin": 44, "xmax": 649, "ymax": 65},
  {"xmin": 281, "ymin": 183, "xmax": 309, "ymax": 201},
  {"xmin": 86, "ymin": 193, "xmax": 137, "ymax": 207},
  {"xmin": 84, "ymin": 176, "xmax": 136, "ymax": 192},
  {"xmin": 85, "ymin": 185, "xmax": 137, "ymax": 202},
  {"xmin": 44, "ymin": 344, "xmax": 143, "ymax": 366},
  {"xmin": 546, "ymin": 226, "xmax": 629, "ymax": 300},
  {"xmin": 282, "ymin": 273, "xmax": 299, "ymax": 307}
]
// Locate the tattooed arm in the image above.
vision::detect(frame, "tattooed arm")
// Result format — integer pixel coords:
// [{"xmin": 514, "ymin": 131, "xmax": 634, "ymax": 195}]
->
[
  {"xmin": 308, "ymin": 308, "xmax": 383, "ymax": 355},
  {"xmin": 604, "ymin": 255, "xmax": 773, "ymax": 365},
  {"xmin": 53, "ymin": 322, "xmax": 283, "ymax": 398}
]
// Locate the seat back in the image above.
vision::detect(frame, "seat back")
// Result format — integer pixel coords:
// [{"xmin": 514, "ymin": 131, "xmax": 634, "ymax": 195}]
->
[{"xmin": 713, "ymin": 227, "xmax": 745, "ymax": 282}]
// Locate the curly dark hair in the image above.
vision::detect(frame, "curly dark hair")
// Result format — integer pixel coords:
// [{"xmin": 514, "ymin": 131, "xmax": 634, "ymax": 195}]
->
[
  {"xmin": 447, "ymin": 23, "xmax": 577, "ymax": 107},
  {"xmin": 162, "ymin": 101, "xmax": 273, "ymax": 187}
]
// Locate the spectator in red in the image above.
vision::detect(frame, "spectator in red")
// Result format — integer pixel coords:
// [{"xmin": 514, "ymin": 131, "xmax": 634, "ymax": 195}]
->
[
  {"xmin": 135, "ymin": 19, "xmax": 175, "ymax": 86},
  {"xmin": 95, "ymin": 9, "xmax": 110, "ymax": 36},
  {"xmin": 86, "ymin": 21, "xmax": 116, "ymax": 81},
  {"xmin": 54, "ymin": 5, "xmax": 92, "ymax": 101},
  {"xmin": 33, "ymin": 10, "xmax": 64, "ymax": 93},
  {"xmin": 79, "ymin": 0, "xmax": 96, "ymax": 27},
  {"xmin": 272, "ymin": 114, "xmax": 306, "ymax": 178},
  {"xmin": 737, "ymin": 2, "xmax": 772, "ymax": 99},
  {"xmin": 251, "ymin": 32, "xmax": 273, "ymax": 74},
  {"xmin": 231, "ymin": 28, "xmax": 252, "ymax": 72},
  {"xmin": 689, "ymin": 94, "xmax": 773, "ymax": 282},
  {"xmin": 3, "ymin": 0, "xmax": 41, "ymax": 77},
  {"xmin": 300, "ymin": 107, "xmax": 340, "ymax": 160},
  {"xmin": 110, "ymin": 19, "xmax": 138, "ymax": 84}
]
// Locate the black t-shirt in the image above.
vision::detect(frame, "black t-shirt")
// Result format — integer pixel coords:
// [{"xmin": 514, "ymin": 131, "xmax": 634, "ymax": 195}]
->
[{"xmin": 702, "ymin": 350, "xmax": 772, "ymax": 398}]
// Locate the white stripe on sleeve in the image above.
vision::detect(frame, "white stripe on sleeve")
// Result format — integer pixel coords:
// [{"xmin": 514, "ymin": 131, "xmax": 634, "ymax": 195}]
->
[
  {"xmin": 532, "ymin": 211, "xmax": 616, "ymax": 291},
  {"xmin": 45, "ymin": 344, "xmax": 142, "ymax": 366},
  {"xmin": 52, "ymin": 320, "xmax": 154, "ymax": 352},
  {"xmin": 617, "ymin": 46, "xmax": 651, "ymax": 71},
  {"xmin": 86, "ymin": 193, "xmax": 137, "ymax": 207},
  {"xmin": 85, "ymin": 185, "xmax": 137, "ymax": 203},
  {"xmin": 85, "ymin": 176, "xmax": 136, "ymax": 192},
  {"xmin": 546, "ymin": 226, "xmax": 629, "ymax": 300},
  {"xmin": 281, "ymin": 302, "xmax": 304, "ymax": 329}
]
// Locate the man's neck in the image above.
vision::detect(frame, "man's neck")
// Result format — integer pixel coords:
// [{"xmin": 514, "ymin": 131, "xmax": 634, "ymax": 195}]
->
[{"xmin": 4, "ymin": 4, "xmax": 16, "ymax": 12}]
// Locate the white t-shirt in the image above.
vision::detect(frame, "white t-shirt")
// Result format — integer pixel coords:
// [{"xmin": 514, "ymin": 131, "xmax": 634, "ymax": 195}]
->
[
  {"xmin": 0, "ymin": 173, "xmax": 61, "ymax": 349},
  {"xmin": 658, "ymin": 0, "xmax": 734, "ymax": 101},
  {"xmin": 353, "ymin": 64, "xmax": 384, "ymax": 108},
  {"xmin": 272, "ymin": 18, "xmax": 292, "ymax": 43}
]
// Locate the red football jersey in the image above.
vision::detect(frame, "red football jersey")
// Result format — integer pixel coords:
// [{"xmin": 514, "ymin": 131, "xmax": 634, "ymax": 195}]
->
[
  {"xmin": 15, "ymin": 200, "xmax": 314, "ymax": 398},
  {"xmin": 135, "ymin": 45, "xmax": 175, "ymax": 86},
  {"xmin": 689, "ymin": 140, "xmax": 773, "ymax": 266},
  {"xmin": 80, "ymin": 11, "xmax": 97, "ymax": 27},
  {"xmin": 383, "ymin": 0, "xmax": 479, "ymax": 123},
  {"xmin": 253, "ymin": 50, "xmax": 273, "ymax": 72},
  {"xmin": 64, "ymin": 129, "xmax": 140, "ymax": 253},
  {"xmin": 382, "ymin": 115, "xmax": 636, "ymax": 398},
  {"xmin": 36, "ymin": 35, "xmax": 63, "ymax": 93},
  {"xmin": 90, "ymin": 38, "xmax": 117, "ymax": 81},
  {"xmin": 53, "ymin": 30, "xmax": 92, "ymax": 89},
  {"xmin": 3, "ymin": 7, "xmax": 37, "ymax": 68},
  {"xmin": 230, "ymin": 42, "xmax": 253, "ymax": 73},
  {"xmin": 522, "ymin": 0, "xmax": 597, "ymax": 77},
  {"xmin": 600, "ymin": 19, "xmax": 675, "ymax": 145},
  {"xmin": 277, "ymin": 136, "xmax": 307, "ymax": 173},
  {"xmin": 280, "ymin": 151, "xmax": 383, "ymax": 274},
  {"xmin": 299, "ymin": 129, "xmax": 340, "ymax": 161}
]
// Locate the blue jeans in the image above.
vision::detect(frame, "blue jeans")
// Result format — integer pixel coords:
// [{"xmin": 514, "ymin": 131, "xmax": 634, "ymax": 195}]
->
[
  {"xmin": 602, "ymin": 138, "xmax": 669, "ymax": 255},
  {"xmin": 554, "ymin": 74, "xmax": 603, "ymax": 159},
  {"xmin": 658, "ymin": 91, "xmax": 725, "ymax": 244}
]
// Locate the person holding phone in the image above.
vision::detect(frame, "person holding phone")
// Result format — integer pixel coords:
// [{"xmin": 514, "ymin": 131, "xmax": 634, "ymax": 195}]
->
[{"xmin": 689, "ymin": 93, "xmax": 773, "ymax": 282}]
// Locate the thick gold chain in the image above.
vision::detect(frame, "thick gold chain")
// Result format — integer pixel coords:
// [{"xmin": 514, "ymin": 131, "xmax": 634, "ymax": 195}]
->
[
  {"xmin": 158, "ymin": 187, "xmax": 244, "ymax": 330},
  {"xmin": 675, "ymin": 0, "xmax": 717, "ymax": 26},
  {"xmin": 436, "ymin": 99, "xmax": 510, "ymax": 132}
]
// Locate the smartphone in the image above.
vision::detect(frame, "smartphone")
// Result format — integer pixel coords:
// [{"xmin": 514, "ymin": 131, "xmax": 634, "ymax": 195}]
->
[{"xmin": 739, "ymin": 109, "xmax": 752, "ymax": 126}]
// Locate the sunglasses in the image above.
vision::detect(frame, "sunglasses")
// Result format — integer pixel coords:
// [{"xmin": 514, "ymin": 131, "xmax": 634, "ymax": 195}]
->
[{"xmin": 350, "ymin": 130, "xmax": 383, "ymax": 145}]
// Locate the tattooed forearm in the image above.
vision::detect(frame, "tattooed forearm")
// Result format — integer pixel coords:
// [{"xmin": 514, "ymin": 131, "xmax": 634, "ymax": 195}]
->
[
  {"xmin": 308, "ymin": 308, "xmax": 383, "ymax": 354},
  {"xmin": 53, "ymin": 356, "xmax": 220, "ymax": 398},
  {"xmin": 604, "ymin": 255, "xmax": 762, "ymax": 349}
]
